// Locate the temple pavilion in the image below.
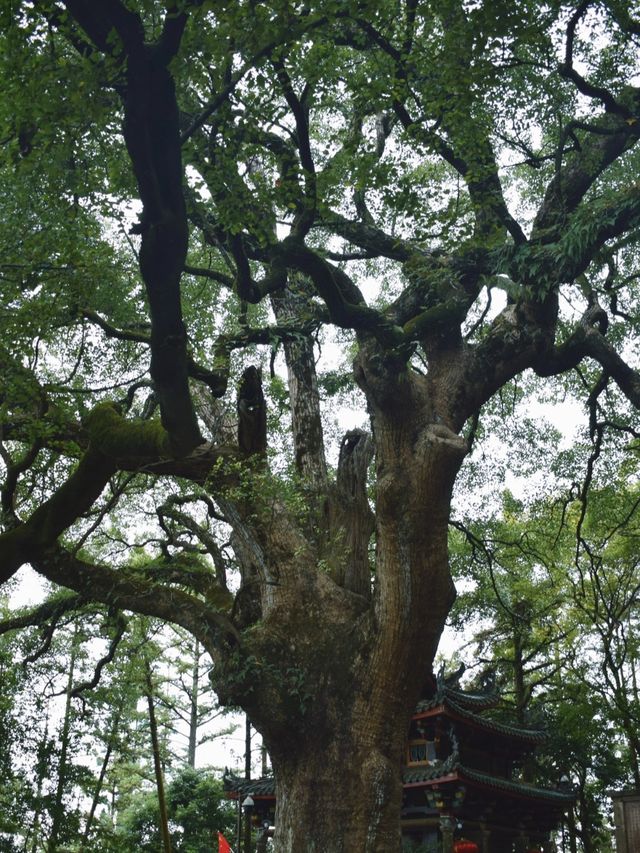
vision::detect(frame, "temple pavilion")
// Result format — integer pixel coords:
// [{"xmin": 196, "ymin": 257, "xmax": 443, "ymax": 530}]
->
[{"xmin": 224, "ymin": 670, "xmax": 575, "ymax": 852}]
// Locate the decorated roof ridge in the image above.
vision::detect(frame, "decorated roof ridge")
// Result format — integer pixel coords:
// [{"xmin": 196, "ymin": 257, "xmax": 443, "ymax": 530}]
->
[
  {"xmin": 403, "ymin": 762, "xmax": 577, "ymax": 803},
  {"xmin": 415, "ymin": 694, "xmax": 547, "ymax": 744},
  {"xmin": 223, "ymin": 770, "xmax": 275, "ymax": 798},
  {"xmin": 223, "ymin": 765, "xmax": 574, "ymax": 806},
  {"xmin": 424, "ymin": 665, "xmax": 500, "ymax": 712},
  {"xmin": 403, "ymin": 753, "xmax": 458, "ymax": 784},
  {"xmin": 440, "ymin": 684, "xmax": 500, "ymax": 710},
  {"xmin": 459, "ymin": 764, "xmax": 577, "ymax": 803},
  {"xmin": 415, "ymin": 693, "xmax": 495, "ymax": 715}
]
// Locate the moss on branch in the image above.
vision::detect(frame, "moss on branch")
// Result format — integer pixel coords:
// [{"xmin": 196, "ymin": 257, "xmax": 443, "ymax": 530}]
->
[
  {"xmin": 400, "ymin": 256, "xmax": 471, "ymax": 338},
  {"xmin": 84, "ymin": 402, "xmax": 172, "ymax": 460},
  {"xmin": 402, "ymin": 297, "xmax": 468, "ymax": 337}
]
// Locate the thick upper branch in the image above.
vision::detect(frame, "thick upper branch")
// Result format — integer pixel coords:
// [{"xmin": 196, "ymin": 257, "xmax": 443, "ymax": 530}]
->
[
  {"xmin": 0, "ymin": 446, "xmax": 115, "ymax": 585},
  {"xmin": 0, "ymin": 592, "xmax": 84, "ymax": 637},
  {"xmin": 55, "ymin": 2, "xmax": 201, "ymax": 456},
  {"xmin": 532, "ymin": 96, "xmax": 640, "ymax": 239},
  {"xmin": 32, "ymin": 546, "xmax": 240, "ymax": 650},
  {"xmin": 281, "ymin": 238, "xmax": 407, "ymax": 350},
  {"xmin": 315, "ymin": 212, "xmax": 415, "ymax": 262}
]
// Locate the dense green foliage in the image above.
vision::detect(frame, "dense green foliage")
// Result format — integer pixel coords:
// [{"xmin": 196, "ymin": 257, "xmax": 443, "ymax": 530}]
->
[
  {"xmin": 1, "ymin": 0, "xmax": 640, "ymax": 849},
  {"xmin": 0, "ymin": 607, "xmax": 236, "ymax": 851},
  {"xmin": 115, "ymin": 767, "xmax": 235, "ymax": 853}
]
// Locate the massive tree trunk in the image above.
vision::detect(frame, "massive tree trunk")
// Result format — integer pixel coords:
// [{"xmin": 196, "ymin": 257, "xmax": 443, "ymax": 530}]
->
[{"xmin": 209, "ymin": 346, "xmax": 466, "ymax": 851}]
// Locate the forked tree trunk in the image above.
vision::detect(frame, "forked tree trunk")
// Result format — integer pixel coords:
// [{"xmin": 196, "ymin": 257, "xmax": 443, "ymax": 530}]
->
[
  {"xmin": 214, "ymin": 389, "xmax": 464, "ymax": 851},
  {"xmin": 202, "ymin": 308, "xmax": 469, "ymax": 850}
]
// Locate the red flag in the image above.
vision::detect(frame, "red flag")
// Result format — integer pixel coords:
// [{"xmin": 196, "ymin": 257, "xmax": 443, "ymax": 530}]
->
[{"xmin": 218, "ymin": 831, "xmax": 233, "ymax": 853}]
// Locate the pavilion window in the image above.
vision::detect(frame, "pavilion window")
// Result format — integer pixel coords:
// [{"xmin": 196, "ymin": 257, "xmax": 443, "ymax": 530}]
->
[{"xmin": 407, "ymin": 739, "xmax": 436, "ymax": 765}]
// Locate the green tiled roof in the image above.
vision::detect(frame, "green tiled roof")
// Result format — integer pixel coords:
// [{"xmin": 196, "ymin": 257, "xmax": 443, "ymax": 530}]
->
[
  {"xmin": 459, "ymin": 765, "xmax": 576, "ymax": 802},
  {"xmin": 403, "ymin": 757, "xmax": 457, "ymax": 784},
  {"xmin": 441, "ymin": 685, "xmax": 500, "ymax": 711},
  {"xmin": 223, "ymin": 772, "xmax": 276, "ymax": 797},
  {"xmin": 224, "ymin": 764, "xmax": 574, "ymax": 806},
  {"xmin": 403, "ymin": 761, "xmax": 576, "ymax": 803},
  {"xmin": 414, "ymin": 694, "xmax": 546, "ymax": 744}
]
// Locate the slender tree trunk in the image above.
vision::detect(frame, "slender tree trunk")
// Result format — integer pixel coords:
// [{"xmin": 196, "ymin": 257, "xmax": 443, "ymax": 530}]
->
[
  {"xmin": 566, "ymin": 803, "xmax": 579, "ymax": 853},
  {"xmin": 79, "ymin": 710, "xmax": 120, "ymax": 850},
  {"xmin": 144, "ymin": 659, "xmax": 173, "ymax": 853},
  {"xmin": 245, "ymin": 716, "xmax": 252, "ymax": 781},
  {"xmin": 244, "ymin": 716, "xmax": 253, "ymax": 853},
  {"xmin": 576, "ymin": 781, "xmax": 596, "ymax": 853},
  {"xmin": 28, "ymin": 714, "xmax": 49, "ymax": 853},
  {"xmin": 48, "ymin": 627, "xmax": 79, "ymax": 853},
  {"xmin": 187, "ymin": 637, "xmax": 199, "ymax": 768},
  {"xmin": 513, "ymin": 626, "xmax": 527, "ymax": 726}
]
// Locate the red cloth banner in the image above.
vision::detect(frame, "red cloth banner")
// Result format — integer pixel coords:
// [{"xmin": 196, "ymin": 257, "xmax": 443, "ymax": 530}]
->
[{"xmin": 218, "ymin": 831, "xmax": 233, "ymax": 853}]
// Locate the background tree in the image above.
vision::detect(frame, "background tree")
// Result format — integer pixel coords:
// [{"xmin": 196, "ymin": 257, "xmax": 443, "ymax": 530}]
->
[
  {"xmin": 114, "ymin": 766, "xmax": 235, "ymax": 853},
  {"xmin": 0, "ymin": 606, "xmax": 32, "ymax": 853},
  {"xmin": 0, "ymin": 603, "xmax": 116, "ymax": 851},
  {"xmin": 0, "ymin": 603, "xmax": 237, "ymax": 851},
  {"xmin": 152, "ymin": 628, "xmax": 236, "ymax": 770},
  {"xmin": 450, "ymin": 442, "xmax": 640, "ymax": 850},
  {"xmin": 2, "ymin": 1, "xmax": 640, "ymax": 850}
]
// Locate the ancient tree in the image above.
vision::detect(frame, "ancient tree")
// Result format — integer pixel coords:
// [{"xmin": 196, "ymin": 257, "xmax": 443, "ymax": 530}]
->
[{"xmin": 2, "ymin": 1, "xmax": 640, "ymax": 849}]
